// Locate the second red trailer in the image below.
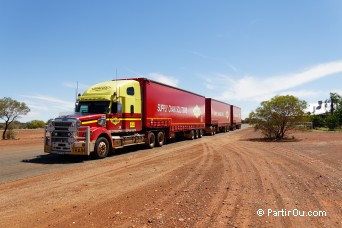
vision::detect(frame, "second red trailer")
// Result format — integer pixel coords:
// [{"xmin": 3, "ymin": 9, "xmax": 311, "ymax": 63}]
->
[{"xmin": 205, "ymin": 98, "xmax": 231, "ymax": 135}]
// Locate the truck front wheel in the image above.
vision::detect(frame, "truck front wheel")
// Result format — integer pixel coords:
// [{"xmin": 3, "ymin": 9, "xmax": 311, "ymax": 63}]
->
[{"xmin": 93, "ymin": 137, "xmax": 109, "ymax": 159}]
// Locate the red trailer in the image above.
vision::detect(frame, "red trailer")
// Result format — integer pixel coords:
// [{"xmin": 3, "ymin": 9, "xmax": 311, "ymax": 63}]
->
[
  {"xmin": 205, "ymin": 98, "xmax": 231, "ymax": 135},
  {"xmin": 136, "ymin": 78, "xmax": 206, "ymax": 145},
  {"xmin": 230, "ymin": 105, "xmax": 242, "ymax": 130}
]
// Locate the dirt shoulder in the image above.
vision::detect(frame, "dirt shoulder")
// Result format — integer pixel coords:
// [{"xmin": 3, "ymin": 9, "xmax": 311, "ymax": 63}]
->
[
  {"xmin": 0, "ymin": 129, "xmax": 44, "ymax": 151},
  {"xmin": 0, "ymin": 128, "xmax": 341, "ymax": 227}
]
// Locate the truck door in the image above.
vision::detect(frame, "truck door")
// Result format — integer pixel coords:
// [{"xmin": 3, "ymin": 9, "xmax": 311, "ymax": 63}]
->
[{"xmin": 122, "ymin": 82, "xmax": 142, "ymax": 131}]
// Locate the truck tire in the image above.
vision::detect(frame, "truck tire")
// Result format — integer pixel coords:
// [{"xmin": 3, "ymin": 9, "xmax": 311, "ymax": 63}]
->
[
  {"xmin": 198, "ymin": 129, "xmax": 203, "ymax": 138},
  {"xmin": 212, "ymin": 127, "xmax": 216, "ymax": 135},
  {"xmin": 146, "ymin": 132, "xmax": 155, "ymax": 149},
  {"xmin": 93, "ymin": 137, "xmax": 109, "ymax": 159},
  {"xmin": 194, "ymin": 129, "xmax": 199, "ymax": 139},
  {"xmin": 156, "ymin": 131, "xmax": 164, "ymax": 147},
  {"xmin": 189, "ymin": 130, "xmax": 195, "ymax": 140},
  {"xmin": 210, "ymin": 126, "xmax": 214, "ymax": 136}
]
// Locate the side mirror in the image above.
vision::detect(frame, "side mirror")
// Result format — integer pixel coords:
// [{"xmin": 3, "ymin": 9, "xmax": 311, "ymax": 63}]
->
[
  {"xmin": 75, "ymin": 103, "xmax": 79, "ymax": 112},
  {"xmin": 117, "ymin": 102, "xmax": 123, "ymax": 114}
]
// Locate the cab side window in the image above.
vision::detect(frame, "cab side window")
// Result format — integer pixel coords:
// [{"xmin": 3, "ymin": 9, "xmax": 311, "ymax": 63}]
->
[{"xmin": 127, "ymin": 87, "xmax": 134, "ymax": 96}]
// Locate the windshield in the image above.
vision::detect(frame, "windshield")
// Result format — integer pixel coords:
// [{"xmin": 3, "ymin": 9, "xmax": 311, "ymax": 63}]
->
[{"xmin": 76, "ymin": 101, "xmax": 110, "ymax": 114}]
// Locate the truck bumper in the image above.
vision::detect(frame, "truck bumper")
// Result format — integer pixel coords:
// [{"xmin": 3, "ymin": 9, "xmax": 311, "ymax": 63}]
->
[
  {"xmin": 44, "ymin": 142, "xmax": 95, "ymax": 155},
  {"xmin": 44, "ymin": 126, "xmax": 94, "ymax": 156}
]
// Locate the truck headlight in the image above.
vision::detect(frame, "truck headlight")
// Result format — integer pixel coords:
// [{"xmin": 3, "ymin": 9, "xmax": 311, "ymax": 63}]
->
[
  {"xmin": 68, "ymin": 137, "xmax": 76, "ymax": 143},
  {"xmin": 47, "ymin": 120, "xmax": 55, "ymax": 131},
  {"xmin": 48, "ymin": 119, "xmax": 54, "ymax": 127},
  {"xmin": 76, "ymin": 119, "xmax": 82, "ymax": 128}
]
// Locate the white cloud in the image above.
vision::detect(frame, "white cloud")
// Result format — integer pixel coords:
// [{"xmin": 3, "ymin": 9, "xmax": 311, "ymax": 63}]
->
[
  {"xmin": 148, "ymin": 73, "xmax": 179, "ymax": 87},
  {"xmin": 18, "ymin": 95, "xmax": 75, "ymax": 122},
  {"xmin": 214, "ymin": 60, "xmax": 342, "ymax": 102},
  {"xmin": 22, "ymin": 95, "xmax": 74, "ymax": 109}
]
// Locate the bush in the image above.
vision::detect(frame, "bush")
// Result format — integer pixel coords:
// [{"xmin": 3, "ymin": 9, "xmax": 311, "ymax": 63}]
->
[
  {"xmin": 27, "ymin": 120, "xmax": 46, "ymax": 129},
  {"xmin": 6, "ymin": 129, "xmax": 17, "ymax": 139},
  {"xmin": 325, "ymin": 114, "xmax": 339, "ymax": 130},
  {"xmin": 310, "ymin": 115, "xmax": 325, "ymax": 128}
]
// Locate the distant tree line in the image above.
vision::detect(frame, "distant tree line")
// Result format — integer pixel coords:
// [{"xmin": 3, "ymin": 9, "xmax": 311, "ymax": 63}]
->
[{"xmin": 0, "ymin": 120, "xmax": 46, "ymax": 130}]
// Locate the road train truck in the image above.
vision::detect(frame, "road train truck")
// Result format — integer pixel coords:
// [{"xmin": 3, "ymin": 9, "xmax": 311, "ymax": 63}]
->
[
  {"xmin": 44, "ymin": 78, "xmax": 205, "ymax": 158},
  {"xmin": 205, "ymin": 98, "xmax": 232, "ymax": 135}
]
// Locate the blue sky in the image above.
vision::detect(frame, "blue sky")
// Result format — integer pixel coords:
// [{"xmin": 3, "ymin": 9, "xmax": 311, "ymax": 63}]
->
[{"xmin": 1, "ymin": 0, "xmax": 342, "ymax": 122}]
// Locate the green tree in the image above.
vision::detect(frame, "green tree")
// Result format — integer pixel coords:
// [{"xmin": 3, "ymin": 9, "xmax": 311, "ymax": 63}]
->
[
  {"xmin": 249, "ymin": 95, "xmax": 307, "ymax": 139},
  {"xmin": 328, "ymin": 92, "xmax": 342, "ymax": 114},
  {"xmin": 0, "ymin": 97, "xmax": 30, "ymax": 139},
  {"xmin": 323, "ymin": 92, "xmax": 342, "ymax": 129},
  {"xmin": 335, "ymin": 104, "xmax": 342, "ymax": 126},
  {"xmin": 27, "ymin": 120, "xmax": 46, "ymax": 129}
]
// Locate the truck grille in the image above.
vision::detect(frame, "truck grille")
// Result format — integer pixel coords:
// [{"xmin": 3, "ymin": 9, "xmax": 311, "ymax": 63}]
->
[
  {"xmin": 45, "ymin": 119, "xmax": 90, "ymax": 155},
  {"xmin": 53, "ymin": 122, "xmax": 72, "ymax": 139},
  {"xmin": 51, "ymin": 121, "xmax": 73, "ymax": 150}
]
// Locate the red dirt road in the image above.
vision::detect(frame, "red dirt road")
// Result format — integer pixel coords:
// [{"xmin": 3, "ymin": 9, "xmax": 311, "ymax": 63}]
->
[{"xmin": 0, "ymin": 128, "xmax": 341, "ymax": 227}]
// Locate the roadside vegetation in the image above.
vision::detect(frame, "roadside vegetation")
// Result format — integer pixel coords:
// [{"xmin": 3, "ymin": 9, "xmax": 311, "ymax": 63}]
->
[
  {"xmin": 248, "ymin": 95, "xmax": 307, "ymax": 140},
  {"xmin": 308, "ymin": 92, "xmax": 342, "ymax": 131},
  {"xmin": 0, "ymin": 97, "xmax": 31, "ymax": 140},
  {"xmin": 248, "ymin": 92, "xmax": 342, "ymax": 140},
  {"xmin": 0, "ymin": 97, "xmax": 47, "ymax": 140}
]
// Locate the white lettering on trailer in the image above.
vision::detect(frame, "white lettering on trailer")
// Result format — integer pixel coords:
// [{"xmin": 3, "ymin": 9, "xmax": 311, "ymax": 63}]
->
[
  {"xmin": 157, "ymin": 104, "xmax": 168, "ymax": 112},
  {"xmin": 157, "ymin": 104, "xmax": 188, "ymax": 114},
  {"xmin": 214, "ymin": 111, "xmax": 224, "ymax": 117}
]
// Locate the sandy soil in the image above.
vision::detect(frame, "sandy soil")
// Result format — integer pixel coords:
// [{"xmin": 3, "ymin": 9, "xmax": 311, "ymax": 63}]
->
[
  {"xmin": 0, "ymin": 129, "xmax": 44, "ymax": 150},
  {"xmin": 0, "ymin": 128, "xmax": 341, "ymax": 227}
]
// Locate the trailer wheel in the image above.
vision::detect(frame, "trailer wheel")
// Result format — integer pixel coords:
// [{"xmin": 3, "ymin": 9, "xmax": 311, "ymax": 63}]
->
[
  {"xmin": 156, "ymin": 131, "xmax": 164, "ymax": 147},
  {"xmin": 198, "ymin": 129, "xmax": 203, "ymax": 138},
  {"xmin": 93, "ymin": 137, "xmax": 109, "ymax": 159},
  {"xmin": 210, "ymin": 127, "xmax": 214, "ymax": 136},
  {"xmin": 146, "ymin": 132, "xmax": 155, "ymax": 149},
  {"xmin": 189, "ymin": 130, "xmax": 195, "ymax": 140},
  {"xmin": 194, "ymin": 129, "xmax": 199, "ymax": 139}
]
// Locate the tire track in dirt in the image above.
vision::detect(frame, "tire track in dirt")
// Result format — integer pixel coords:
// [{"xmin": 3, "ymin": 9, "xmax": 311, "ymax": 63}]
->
[
  {"xmin": 237, "ymin": 143, "xmax": 319, "ymax": 227},
  {"xmin": 236, "ymin": 140, "xmax": 341, "ymax": 227},
  {"xmin": 0, "ymin": 140, "xmax": 208, "ymax": 227},
  {"xmin": 264, "ymin": 144, "xmax": 341, "ymax": 227},
  {"xmin": 38, "ymin": 138, "xmax": 218, "ymax": 227},
  {"xmin": 114, "ymin": 140, "xmax": 218, "ymax": 227},
  {"xmin": 192, "ymin": 139, "xmax": 234, "ymax": 227},
  {"xmin": 223, "ymin": 142, "xmax": 291, "ymax": 227},
  {"xmin": 192, "ymin": 133, "xmax": 268, "ymax": 227}
]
